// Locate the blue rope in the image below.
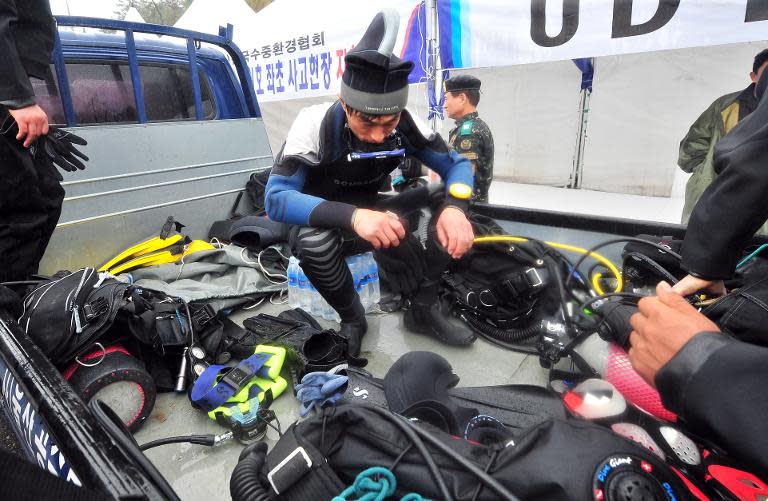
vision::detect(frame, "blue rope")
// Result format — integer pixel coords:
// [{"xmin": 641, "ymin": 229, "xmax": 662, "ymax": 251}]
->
[
  {"xmin": 332, "ymin": 467, "xmax": 428, "ymax": 501},
  {"xmin": 737, "ymin": 243, "xmax": 768, "ymax": 269}
]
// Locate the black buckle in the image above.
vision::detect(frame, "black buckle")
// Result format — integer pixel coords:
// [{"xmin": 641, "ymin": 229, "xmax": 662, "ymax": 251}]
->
[
  {"xmin": 220, "ymin": 366, "xmax": 251, "ymax": 390},
  {"xmin": 267, "ymin": 447, "xmax": 313, "ymax": 495},
  {"xmin": 192, "ymin": 304, "xmax": 216, "ymax": 331},
  {"xmin": 525, "ymin": 268, "xmax": 544, "ymax": 288},
  {"xmin": 83, "ymin": 297, "xmax": 109, "ymax": 321}
]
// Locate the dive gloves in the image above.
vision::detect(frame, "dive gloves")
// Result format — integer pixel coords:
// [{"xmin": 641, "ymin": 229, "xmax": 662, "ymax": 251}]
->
[
  {"xmin": 2, "ymin": 116, "xmax": 89, "ymax": 180},
  {"xmin": 33, "ymin": 126, "xmax": 89, "ymax": 179}
]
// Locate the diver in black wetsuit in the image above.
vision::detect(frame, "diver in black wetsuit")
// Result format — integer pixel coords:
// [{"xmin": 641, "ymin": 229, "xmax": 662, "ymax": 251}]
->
[
  {"xmin": 264, "ymin": 10, "xmax": 477, "ymax": 357},
  {"xmin": 629, "ymin": 70, "xmax": 768, "ymax": 478}
]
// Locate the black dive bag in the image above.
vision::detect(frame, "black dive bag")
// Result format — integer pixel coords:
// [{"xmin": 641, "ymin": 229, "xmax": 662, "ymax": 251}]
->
[
  {"xmin": 232, "ymin": 403, "xmax": 693, "ymax": 501},
  {"xmin": 19, "ymin": 268, "xmax": 128, "ymax": 365},
  {"xmin": 445, "ymin": 215, "xmax": 551, "ymax": 327}
]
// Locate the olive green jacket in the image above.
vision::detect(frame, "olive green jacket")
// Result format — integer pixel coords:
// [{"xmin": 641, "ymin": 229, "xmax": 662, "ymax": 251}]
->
[{"xmin": 678, "ymin": 85, "xmax": 767, "ymax": 234}]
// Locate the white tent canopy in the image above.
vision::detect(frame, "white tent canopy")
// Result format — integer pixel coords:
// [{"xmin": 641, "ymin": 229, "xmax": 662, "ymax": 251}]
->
[
  {"xmin": 174, "ymin": 0, "xmax": 260, "ymax": 41},
  {"xmin": 123, "ymin": 7, "xmax": 146, "ymax": 23},
  {"xmin": 240, "ymin": 1, "xmax": 767, "ymax": 200}
]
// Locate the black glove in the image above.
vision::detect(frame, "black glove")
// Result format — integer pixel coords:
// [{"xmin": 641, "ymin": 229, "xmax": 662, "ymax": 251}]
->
[
  {"xmin": 33, "ymin": 126, "xmax": 88, "ymax": 180},
  {"xmin": 374, "ymin": 232, "xmax": 427, "ymax": 295}
]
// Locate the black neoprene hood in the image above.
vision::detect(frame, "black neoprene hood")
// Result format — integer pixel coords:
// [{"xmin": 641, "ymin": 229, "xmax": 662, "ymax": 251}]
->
[{"xmin": 341, "ymin": 9, "xmax": 414, "ymax": 115}]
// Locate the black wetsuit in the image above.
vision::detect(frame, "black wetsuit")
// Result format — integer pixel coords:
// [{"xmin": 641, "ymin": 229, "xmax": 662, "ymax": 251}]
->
[
  {"xmin": 0, "ymin": 0, "xmax": 64, "ymax": 283},
  {"xmin": 264, "ymin": 101, "xmax": 473, "ymax": 321},
  {"xmin": 661, "ymin": 71, "xmax": 768, "ymax": 478}
]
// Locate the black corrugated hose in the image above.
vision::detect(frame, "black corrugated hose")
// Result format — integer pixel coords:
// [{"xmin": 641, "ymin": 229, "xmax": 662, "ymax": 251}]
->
[
  {"xmin": 463, "ymin": 313, "xmax": 541, "ymax": 343},
  {"xmin": 230, "ymin": 442, "xmax": 275, "ymax": 501}
]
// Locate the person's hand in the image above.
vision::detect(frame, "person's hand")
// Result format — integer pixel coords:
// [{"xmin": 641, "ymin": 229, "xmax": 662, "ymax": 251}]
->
[
  {"xmin": 8, "ymin": 105, "xmax": 49, "ymax": 148},
  {"xmin": 435, "ymin": 207, "xmax": 474, "ymax": 259},
  {"xmin": 628, "ymin": 281, "xmax": 720, "ymax": 387},
  {"xmin": 672, "ymin": 274, "xmax": 726, "ymax": 297},
  {"xmin": 352, "ymin": 209, "xmax": 406, "ymax": 249}
]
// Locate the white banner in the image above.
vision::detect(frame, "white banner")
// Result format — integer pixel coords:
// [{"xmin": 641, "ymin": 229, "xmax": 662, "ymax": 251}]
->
[
  {"xmin": 234, "ymin": 0, "xmax": 422, "ymax": 102},
  {"xmin": 445, "ymin": 0, "xmax": 768, "ymax": 68},
  {"xmin": 226, "ymin": 0, "xmax": 768, "ymax": 102}
]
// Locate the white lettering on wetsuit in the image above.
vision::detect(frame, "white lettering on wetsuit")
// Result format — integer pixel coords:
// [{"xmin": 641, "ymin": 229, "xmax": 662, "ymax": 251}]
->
[{"xmin": 609, "ymin": 457, "xmax": 632, "ymax": 468}]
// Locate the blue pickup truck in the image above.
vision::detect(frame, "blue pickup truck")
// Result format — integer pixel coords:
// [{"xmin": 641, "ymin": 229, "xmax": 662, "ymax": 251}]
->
[
  {"xmin": 2, "ymin": 14, "xmax": 741, "ymax": 501},
  {"xmin": 0, "ymin": 16, "xmax": 273, "ymax": 500}
]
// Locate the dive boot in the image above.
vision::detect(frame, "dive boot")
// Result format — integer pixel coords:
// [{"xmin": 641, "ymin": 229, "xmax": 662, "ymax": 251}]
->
[
  {"xmin": 336, "ymin": 297, "xmax": 369, "ymax": 361},
  {"xmin": 404, "ymin": 295, "xmax": 476, "ymax": 345},
  {"xmin": 404, "ymin": 236, "xmax": 476, "ymax": 345},
  {"xmin": 340, "ymin": 316, "xmax": 368, "ymax": 360}
]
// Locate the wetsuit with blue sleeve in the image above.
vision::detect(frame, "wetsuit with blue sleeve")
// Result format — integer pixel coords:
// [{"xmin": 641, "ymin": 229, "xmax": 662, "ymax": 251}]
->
[
  {"xmin": 265, "ymin": 101, "xmax": 473, "ymax": 230},
  {"xmin": 263, "ymin": 100, "xmax": 472, "ymax": 325}
]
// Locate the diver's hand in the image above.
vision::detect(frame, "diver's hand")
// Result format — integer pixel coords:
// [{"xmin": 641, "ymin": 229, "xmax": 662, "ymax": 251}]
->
[
  {"xmin": 628, "ymin": 281, "xmax": 720, "ymax": 387},
  {"xmin": 352, "ymin": 209, "xmax": 406, "ymax": 249},
  {"xmin": 8, "ymin": 105, "xmax": 49, "ymax": 147},
  {"xmin": 671, "ymin": 275, "xmax": 726, "ymax": 297},
  {"xmin": 436, "ymin": 207, "xmax": 474, "ymax": 259}
]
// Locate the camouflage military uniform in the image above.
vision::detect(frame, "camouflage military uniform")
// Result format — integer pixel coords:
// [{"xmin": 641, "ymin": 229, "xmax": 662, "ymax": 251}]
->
[{"xmin": 448, "ymin": 111, "xmax": 494, "ymax": 202}]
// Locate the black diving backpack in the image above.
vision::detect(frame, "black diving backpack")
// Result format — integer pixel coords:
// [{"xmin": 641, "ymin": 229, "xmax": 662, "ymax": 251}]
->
[
  {"xmin": 231, "ymin": 403, "xmax": 695, "ymax": 501},
  {"xmin": 444, "ymin": 215, "xmax": 553, "ymax": 328},
  {"xmin": 19, "ymin": 268, "xmax": 129, "ymax": 365}
]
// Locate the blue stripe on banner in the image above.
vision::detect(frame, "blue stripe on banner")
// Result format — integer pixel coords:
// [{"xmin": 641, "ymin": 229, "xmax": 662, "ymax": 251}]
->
[
  {"xmin": 450, "ymin": 0, "xmax": 463, "ymax": 68},
  {"xmin": 402, "ymin": 2, "xmax": 427, "ymax": 83},
  {"xmin": 438, "ymin": 0, "xmax": 454, "ymax": 69},
  {"xmin": 460, "ymin": 0, "xmax": 470, "ymax": 67}
]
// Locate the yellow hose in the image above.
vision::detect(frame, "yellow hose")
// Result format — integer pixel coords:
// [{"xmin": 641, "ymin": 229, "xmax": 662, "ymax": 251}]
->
[
  {"xmin": 592, "ymin": 272, "xmax": 606, "ymax": 295},
  {"xmin": 472, "ymin": 235, "xmax": 623, "ymax": 293}
]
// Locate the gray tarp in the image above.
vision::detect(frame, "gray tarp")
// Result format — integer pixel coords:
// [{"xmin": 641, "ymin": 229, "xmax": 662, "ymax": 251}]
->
[{"xmin": 127, "ymin": 244, "xmax": 287, "ymax": 309}]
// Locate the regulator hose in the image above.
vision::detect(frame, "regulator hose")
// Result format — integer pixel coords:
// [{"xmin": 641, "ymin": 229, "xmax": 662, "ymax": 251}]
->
[
  {"xmin": 230, "ymin": 442, "xmax": 275, "ymax": 501},
  {"xmin": 463, "ymin": 313, "xmax": 541, "ymax": 344}
]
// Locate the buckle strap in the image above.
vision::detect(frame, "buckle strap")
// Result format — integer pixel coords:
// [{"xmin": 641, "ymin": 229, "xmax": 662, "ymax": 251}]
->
[
  {"xmin": 499, "ymin": 267, "xmax": 549, "ymax": 299},
  {"xmin": 190, "ymin": 352, "xmax": 272, "ymax": 411},
  {"xmin": 267, "ymin": 424, "xmax": 344, "ymax": 500},
  {"xmin": 451, "ymin": 267, "xmax": 549, "ymax": 310}
]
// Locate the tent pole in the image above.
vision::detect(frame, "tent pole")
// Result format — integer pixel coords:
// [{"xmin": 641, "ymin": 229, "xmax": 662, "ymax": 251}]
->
[
  {"xmin": 427, "ymin": 0, "xmax": 441, "ymax": 133},
  {"xmin": 568, "ymin": 80, "xmax": 592, "ymax": 189}
]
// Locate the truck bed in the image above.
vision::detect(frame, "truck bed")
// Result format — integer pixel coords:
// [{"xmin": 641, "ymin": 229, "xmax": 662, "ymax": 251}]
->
[
  {"xmin": 131, "ymin": 211, "xmax": 680, "ymax": 499},
  {"xmin": 136, "ymin": 302, "xmax": 546, "ymax": 500}
]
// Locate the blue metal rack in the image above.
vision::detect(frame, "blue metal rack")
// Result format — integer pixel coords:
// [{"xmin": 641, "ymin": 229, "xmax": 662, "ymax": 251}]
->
[{"xmin": 53, "ymin": 16, "xmax": 261, "ymax": 126}]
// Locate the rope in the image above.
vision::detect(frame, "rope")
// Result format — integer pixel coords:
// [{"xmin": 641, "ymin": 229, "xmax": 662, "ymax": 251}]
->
[{"xmin": 332, "ymin": 467, "xmax": 427, "ymax": 501}]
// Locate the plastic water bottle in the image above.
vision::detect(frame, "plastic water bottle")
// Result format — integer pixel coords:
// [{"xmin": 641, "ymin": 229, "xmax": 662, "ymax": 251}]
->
[
  {"xmin": 349, "ymin": 255, "xmax": 368, "ymax": 309},
  {"xmin": 287, "ymin": 257, "xmax": 300, "ymax": 308},
  {"xmin": 309, "ymin": 282, "xmax": 323, "ymax": 317},
  {"xmin": 365, "ymin": 252, "xmax": 380, "ymax": 307},
  {"xmin": 322, "ymin": 297, "xmax": 340, "ymax": 322},
  {"xmin": 297, "ymin": 267, "xmax": 311, "ymax": 311}
]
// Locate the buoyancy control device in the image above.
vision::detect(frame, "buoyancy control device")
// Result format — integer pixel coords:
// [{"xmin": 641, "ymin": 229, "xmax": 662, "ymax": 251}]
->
[{"xmin": 229, "ymin": 402, "xmax": 694, "ymax": 501}]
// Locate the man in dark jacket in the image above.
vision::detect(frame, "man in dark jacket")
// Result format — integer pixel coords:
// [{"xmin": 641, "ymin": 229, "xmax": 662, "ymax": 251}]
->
[
  {"xmin": 0, "ymin": 0, "xmax": 65, "ymax": 283},
  {"xmin": 678, "ymin": 48, "xmax": 768, "ymax": 230},
  {"xmin": 629, "ymin": 69, "xmax": 768, "ymax": 478}
]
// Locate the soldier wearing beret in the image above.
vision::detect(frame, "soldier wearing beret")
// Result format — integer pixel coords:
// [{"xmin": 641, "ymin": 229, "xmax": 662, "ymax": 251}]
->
[{"xmin": 444, "ymin": 75, "xmax": 495, "ymax": 202}]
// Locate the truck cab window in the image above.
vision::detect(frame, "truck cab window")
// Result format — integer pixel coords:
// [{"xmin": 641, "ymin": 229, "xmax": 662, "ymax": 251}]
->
[
  {"xmin": 34, "ymin": 61, "xmax": 216, "ymax": 126},
  {"xmin": 31, "ymin": 72, "xmax": 65, "ymax": 125},
  {"xmin": 66, "ymin": 62, "xmax": 139, "ymax": 125},
  {"xmin": 140, "ymin": 65, "xmax": 215, "ymax": 121}
]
